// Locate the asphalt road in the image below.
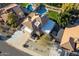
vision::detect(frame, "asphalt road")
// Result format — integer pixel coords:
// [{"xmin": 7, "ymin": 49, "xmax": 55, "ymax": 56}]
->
[{"xmin": 0, "ymin": 41, "xmax": 31, "ymax": 56}]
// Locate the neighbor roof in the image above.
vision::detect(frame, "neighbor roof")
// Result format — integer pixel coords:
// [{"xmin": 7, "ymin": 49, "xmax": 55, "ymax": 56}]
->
[
  {"xmin": 1, "ymin": 13, "xmax": 10, "ymax": 22},
  {"xmin": 60, "ymin": 25, "xmax": 79, "ymax": 51},
  {"xmin": 3, "ymin": 4, "xmax": 18, "ymax": 11}
]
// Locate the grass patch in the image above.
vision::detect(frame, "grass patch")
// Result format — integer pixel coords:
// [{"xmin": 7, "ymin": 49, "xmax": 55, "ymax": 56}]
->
[
  {"xmin": 47, "ymin": 11, "xmax": 60, "ymax": 21},
  {"xmin": 19, "ymin": 3, "xmax": 29, "ymax": 8}
]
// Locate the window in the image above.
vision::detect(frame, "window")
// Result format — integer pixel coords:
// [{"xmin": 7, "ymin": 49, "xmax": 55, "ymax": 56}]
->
[{"xmin": 34, "ymin": 21, "xmax": 40, "ymax": 27}]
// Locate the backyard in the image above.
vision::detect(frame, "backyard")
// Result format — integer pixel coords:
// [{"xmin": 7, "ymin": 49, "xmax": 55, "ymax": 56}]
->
[
  {"xmin": 47, "ymin": 11, "xmax": 72, "ymax": 28},
  {"xmin": 19, "ymin": 3, "xmax": 28, "ymax": 8},
  {"xmin": 47, "ymin": 11, "xmax": 60, "ymax": 23}
]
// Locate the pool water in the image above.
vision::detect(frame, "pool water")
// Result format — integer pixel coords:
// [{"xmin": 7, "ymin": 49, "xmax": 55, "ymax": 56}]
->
[
  {"xmin": 26, "ymin": 4, "xmax": 33, "ymax": 12},
  {"xmin": 37, "ymin": 8, "xmax": 47, "ymax": 15},
  {"xmin": 35, "ymin": 5, "xmax": 47, "ymax": 15},
  {"xmin": 23, "ymin": 4, "xmax": 34, "ymax": 13}
]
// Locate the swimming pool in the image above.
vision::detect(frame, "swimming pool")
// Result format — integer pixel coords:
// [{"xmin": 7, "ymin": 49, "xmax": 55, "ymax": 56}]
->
[
  {"xmin": 26, "ymin": 4, "xmax": 33, "ymax": 12},
  {"xmin": 35, "ymin": 5, "xmax": 48, "ymax": 16},
  {"xmin": 23, "ymin": 4, "xmax": 34, "ymax": 13}
]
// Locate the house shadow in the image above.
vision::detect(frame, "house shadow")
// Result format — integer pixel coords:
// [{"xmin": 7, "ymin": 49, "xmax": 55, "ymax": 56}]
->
[{"xmin": 67, "ymin": 21, "xmax": 79, "ymax": 28}]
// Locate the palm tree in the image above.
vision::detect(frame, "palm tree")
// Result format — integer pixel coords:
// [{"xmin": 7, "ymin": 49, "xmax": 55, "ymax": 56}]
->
[{"xmin": 61, "ymin": 3, "xmax": 75, "ymax": 13}]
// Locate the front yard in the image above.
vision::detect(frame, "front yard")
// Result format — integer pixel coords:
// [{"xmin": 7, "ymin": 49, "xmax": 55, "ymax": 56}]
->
[{"xmin": 24, "ymin": 34, "xmax": 54, "ymax": 55}]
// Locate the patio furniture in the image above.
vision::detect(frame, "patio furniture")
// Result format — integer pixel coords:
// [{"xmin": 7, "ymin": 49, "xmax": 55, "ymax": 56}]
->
[{"xmin": 23, "ymin": 44, "xmax": 29, "ymax": 48}]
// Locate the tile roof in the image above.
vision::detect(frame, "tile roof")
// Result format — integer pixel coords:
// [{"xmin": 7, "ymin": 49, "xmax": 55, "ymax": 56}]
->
[
  {"xmin": 3, "ymin": 4, "xmax": 17, "ymax": 11},
  {"xmin": 60, "ymin": 25, "xmax": 79, "ymax": 51}
]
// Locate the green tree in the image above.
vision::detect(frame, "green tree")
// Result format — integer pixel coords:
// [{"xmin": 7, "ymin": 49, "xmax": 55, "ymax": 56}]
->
[
  {"xmin": 58, "ymin": 3, "xmax": 75, "ymax": 28},
  {"xmin": 61, "ymin": 3, "xmax": 75, "ymax": 13},
  {"xmin": 59, "ymin": 12, "xmax": 71, "ymax": 28},
  {"xmin": 48, "ymin": 3, "xmax": 79, "ymax": 28},
  {"xmin": 7, "ymin": 13, "xmax": 18, "ymax": 28}
]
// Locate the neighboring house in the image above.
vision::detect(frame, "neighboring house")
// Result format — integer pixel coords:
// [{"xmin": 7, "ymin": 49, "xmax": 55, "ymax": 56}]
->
[
  {"xmin": 21, "ymin": 12, "xmax": 55, "ymax": 40},
  {"xmin": 0, "ymin": 4, "xmax": 25, "ymax": 23},
  {"xmin": 1, "ymin": 12, "xmax": 10, "ymax": 23},
  {"xmin": 60, "ymin": 25, "xmax": 79, "ymax": 52}
]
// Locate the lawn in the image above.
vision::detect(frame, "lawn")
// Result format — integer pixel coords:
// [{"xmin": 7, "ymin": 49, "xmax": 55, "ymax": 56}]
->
[
  {"xmin": 19, "ymin": 3, "xmax": 29, "ymax": 8},
  {"xmin": 47, "ymin": 11, "xmax": 60, "ymax": 21}
]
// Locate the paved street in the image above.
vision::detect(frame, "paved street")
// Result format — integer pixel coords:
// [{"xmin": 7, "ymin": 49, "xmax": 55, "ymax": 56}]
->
[{"xmin": 0, "ymin": 41, "xmax": 31, "ymax": 56}]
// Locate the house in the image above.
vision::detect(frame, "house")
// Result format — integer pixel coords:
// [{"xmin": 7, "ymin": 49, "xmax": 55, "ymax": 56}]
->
[
  {"xmin": 60, "ymin": 25, "xmax": 79, "ymax": 52},
  {"xmin": 21, "ymin": 12, "xmax": 56, "ymax": 40},
  {"xmin": 21, "ymin": 12, "xmax": 47, "ymax": 36},
  {"xmin": 0, "ymin": 4, "xmax": 25, "ymax": 23}
]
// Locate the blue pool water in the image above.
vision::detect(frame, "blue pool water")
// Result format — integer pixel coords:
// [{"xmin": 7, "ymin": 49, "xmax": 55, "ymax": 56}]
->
[
  {"xmin": 26, "ymin": 4, "xmax": 33, "ymax": 12},
  {"xmin": 41, "ymin": 20, "xmax": 55, "ymax": 34},
  {"xmin": 35, "ymin": 5, "xmax": 47, "ymax": 15},
  {"xmin": 37, "ymin": 8, "xmax": 47, "ymax": 15},
  {"xmin": 23, "ymin": 4, "xmax": 34, "ymax": 13}
]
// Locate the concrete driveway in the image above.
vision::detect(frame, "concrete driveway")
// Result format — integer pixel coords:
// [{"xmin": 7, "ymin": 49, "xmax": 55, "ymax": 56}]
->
[{"xmin": 6, "ymin": 30, "xmax": 41, "ymax": 56}]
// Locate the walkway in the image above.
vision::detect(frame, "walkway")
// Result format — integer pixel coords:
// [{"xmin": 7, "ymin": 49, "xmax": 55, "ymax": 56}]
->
[{"xmin": 45, "ymin": 4, "xmax": 62, "ymax": 13}]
